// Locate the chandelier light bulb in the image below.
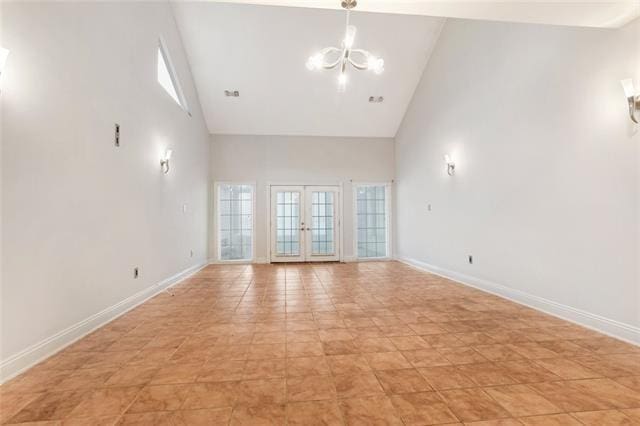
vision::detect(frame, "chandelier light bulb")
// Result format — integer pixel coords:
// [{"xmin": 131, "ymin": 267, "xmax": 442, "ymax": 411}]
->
[
  {"xmin": 343, "ymin": 25, "xmax": 357, "ymax": 49},
  {"xmin": 306, "ymin": 53, "xmax": 324, "ymax": 71},
  {"xmin": 338, "ymin": 73, "xmax": 347, "ymax": 92},
  {"xmin": 305, "ymin": 58, "xmax": 314, "ymax": 71},
  {"xmin": 367, "ymin": 56, "xmax": 384, "ymax": 74}
]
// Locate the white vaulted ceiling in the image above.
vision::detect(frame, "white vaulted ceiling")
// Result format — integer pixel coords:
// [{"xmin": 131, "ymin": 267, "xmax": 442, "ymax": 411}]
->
[
  {"xmin": 171, "ymin": 1, "xmax": 640, "ymax": 137},
  {"xmin": 171, "ymin": 2, "xmax": 445, "ymax": 137},
  {"xmin": 177, "ymin": 0, "xmax": 640, "ymax": 29}
]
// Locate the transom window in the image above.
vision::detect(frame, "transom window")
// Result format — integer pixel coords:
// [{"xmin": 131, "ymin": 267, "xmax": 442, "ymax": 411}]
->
[
  {"xmin": 355, "ymin": 184, "xmax": 389, "ymax": 258},
  {"xmin": 218, "ymin": 183, "xmax": 254, "ymax": 261}
]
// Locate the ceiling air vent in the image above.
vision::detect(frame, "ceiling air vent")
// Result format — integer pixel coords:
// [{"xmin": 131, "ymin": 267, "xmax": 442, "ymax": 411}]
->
[
  {"xmin": 224, "ymin": 90, "xmax": 240, "ymax": 97},
  {"xmin": 369, "ymin": 96, "xmax": 384, "ymax": 103}
]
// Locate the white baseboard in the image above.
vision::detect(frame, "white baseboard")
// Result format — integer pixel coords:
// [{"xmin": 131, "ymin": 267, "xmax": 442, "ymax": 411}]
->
[
  {"xmin": 207, "ymin": 258, "xmax": 267, "ymax": 265},
  {"xmin": 395, "ymin": 255, "xmax": 640, "ymax": 346},
  {"xmin": 0, "ymin": 262, "xmax": 207, "ymax": 384}
]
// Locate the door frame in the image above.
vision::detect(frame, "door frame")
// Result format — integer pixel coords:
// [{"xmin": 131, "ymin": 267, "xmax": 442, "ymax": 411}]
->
[{"xmin": 267, "ymin": 182, "xmax": 344, "ymax": 263}]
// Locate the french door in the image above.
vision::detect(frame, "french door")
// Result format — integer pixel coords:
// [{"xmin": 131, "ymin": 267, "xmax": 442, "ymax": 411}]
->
[{"xmin": 270, "ymin": 185, "xmax": 340, "ymax": 262}]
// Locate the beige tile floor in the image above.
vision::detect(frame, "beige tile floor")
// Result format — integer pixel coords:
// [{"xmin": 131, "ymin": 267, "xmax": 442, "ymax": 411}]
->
[{"xmin": 1, "ymin": 261, "xmax": 640, "ymax": 425}]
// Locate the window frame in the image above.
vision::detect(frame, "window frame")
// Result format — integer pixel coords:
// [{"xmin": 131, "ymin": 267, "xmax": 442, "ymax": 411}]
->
[
  {"xmin": 215, "ymin": 181, "xmax": 256, "ymax": 263},
  {"xmin": 353, "ymin": 182, "xmax": 392, "ymax": 260},
  {"xmin": 157, "ymin": 36, "xmax": 190, "ymax": 114}
]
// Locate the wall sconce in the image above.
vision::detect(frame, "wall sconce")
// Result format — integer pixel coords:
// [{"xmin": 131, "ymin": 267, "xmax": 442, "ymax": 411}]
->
[
  {"xmin": 160, "ymin": 149, "xmax": 172, "ymax": 174},
  {"xmin": 621, "ymin": 79, "xmax": 640, "ymax": 123},
  {"xmin": 444, "ymin": 154, "xmax": 455, "ymax": 176}
]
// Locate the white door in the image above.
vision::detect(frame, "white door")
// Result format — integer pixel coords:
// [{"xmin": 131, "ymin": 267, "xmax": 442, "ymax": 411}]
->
[
  {"xmin": 270, "ymin": 185, "xmax": 340, "ymax": 262},
  {"xmin": 271, "ymin": 186, "xmax": 305, "ymax": 262},
  {"xmin": 304, "ymin": 186, "xmax": 340, "ymax": 262}
]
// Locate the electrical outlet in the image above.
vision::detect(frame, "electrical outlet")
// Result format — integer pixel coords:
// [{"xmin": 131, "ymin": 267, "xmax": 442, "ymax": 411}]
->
[
  {"xmin": 133, "ymin": 267, "xmax": 139, "ymax": 279},
  {"xmin": 114, "ymin": 123, "xmax": 120, "ymax": 147},
  {"xmin": 468, "ymin": 255, "xmax": 473, "ymax": 265},
  {"xmin": 190, "ymin": 250, "xmax": 194, "ymax": 258},
  {"xmin": 182, "ymin": 204, "xmax": 187, "ymax": 213},
  {"xmin": 427, "ymin": 204, "xmax": 432, "ymax": 211}
]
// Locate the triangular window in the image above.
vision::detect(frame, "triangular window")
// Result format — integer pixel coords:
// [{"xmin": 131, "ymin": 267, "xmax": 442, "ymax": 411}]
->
[{"xmin": 157, "ymin": 38, "xmax": 188, "ymax": 112}]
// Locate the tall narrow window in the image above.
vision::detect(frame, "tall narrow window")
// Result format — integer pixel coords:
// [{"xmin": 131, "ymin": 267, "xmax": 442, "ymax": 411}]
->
[
  {"xmin": 355, "ymin": 184, "xmax": 389, "ymax": 258},
  {"xmin": 157, "ymin": 38, "xmax": 188, "ymax": 111},
  {"xmin": 218, "ymin": 184, "xmax": 254, "ymax": 261}
]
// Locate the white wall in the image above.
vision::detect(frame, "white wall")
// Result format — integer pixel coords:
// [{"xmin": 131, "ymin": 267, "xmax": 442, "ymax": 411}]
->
[
  {"xmin": 1, "ymin": 2, "xmax": 210, "ymax": 380},
  {"xmin": 210, "ymin": 134, "xmax": 394, "ymax": 262},
  {"xmin": 395, "ymin": 17, "xmax": 640, "ymax": 342}
]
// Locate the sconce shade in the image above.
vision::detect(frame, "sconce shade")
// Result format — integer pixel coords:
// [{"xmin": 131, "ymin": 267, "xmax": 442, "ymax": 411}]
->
[
  {"xmin": 161, "ymin": 149, "xmax": 172, "ymax": 174},
  {"xmin": 621, "ymin": 78, "xmax": 640, "ymax": 123},
  {"xmin": 621, "ymin": 79, "xmax": 635, "ymax": 98},
  {"xmin": 443, "ymin": 154, "xmax": 455, "ymax": 176}
]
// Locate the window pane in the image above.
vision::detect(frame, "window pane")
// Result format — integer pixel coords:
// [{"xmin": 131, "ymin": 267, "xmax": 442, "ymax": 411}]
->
[
  {"xmin": 220, "ymin": 215, "xmax": 231, "ymax": 231},
  {"xmin": 219, "ymin": 184, "xmax": 253, "ymax": 260},
  {"xmin": 310, "ymin": 191, "xmax": 335, "ymax": 256},
  {"xmin": 275, "ymin": 191, "xmax": 301, "ymax": 256},
  {"xmin": 157, "ymin": 46, "xmax": 181, "ymax": 107},
  {"xmin": 355, "ymin": 185, "xmax": 387, "ymax": 258}
]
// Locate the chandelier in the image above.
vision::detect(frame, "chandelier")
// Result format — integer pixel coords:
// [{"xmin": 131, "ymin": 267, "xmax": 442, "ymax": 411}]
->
[{"xmin": 305, "ymin": 0, "xmax": 384, "ymax": 92}]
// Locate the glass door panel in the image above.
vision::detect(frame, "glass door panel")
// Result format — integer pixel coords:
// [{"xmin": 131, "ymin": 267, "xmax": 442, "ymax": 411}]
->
[
  {"xmin": 276, "ymin": 191, "xmax": 300, "ymax": 256},
  {"xmin": 305, "ymin": 186, "xmax": 339, "ymax": 262},
  {"xmin": 271, "ymin": 186, "xmax": 305, "ymax": 262},
  {"xmin": 310, "ymin": 191, "xmax": 334, "ymax": 255}
]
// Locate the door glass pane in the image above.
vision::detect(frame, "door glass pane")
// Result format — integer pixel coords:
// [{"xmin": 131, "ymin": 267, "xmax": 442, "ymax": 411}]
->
[
  {"xmin": 219, "ymin": 184, "xmax": 253, "ymax": 260},
  {"xmin": 276, "ymin": 191, "xmax": 300, "ymax": 256},
  {"xmin": 356, "ymin": 185, "xmax": 387, "ymax": 258},
  {"xmin": 311, "ymin": 191, "xmax": 334, "ymax": 256}
]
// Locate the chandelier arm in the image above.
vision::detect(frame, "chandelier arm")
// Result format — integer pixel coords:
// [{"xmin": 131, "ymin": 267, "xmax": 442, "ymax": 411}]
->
[
  {"xmin": 350, "ymin": 48, "xmax": 369, "ymax": 57},
  {"xmin": 321, "ymin": 47, "xmax": 341, "ymax": 55},
  {"xmin": 323, "ymin": 48, "xmax": 345, "ymax": 69},
  {"xmin": 348, "ymin": 49, "xmax": 370, "ymax": 70},
  {"xmin": 348, "ymin": 56, "xmax": 368, "ymax": 70}
]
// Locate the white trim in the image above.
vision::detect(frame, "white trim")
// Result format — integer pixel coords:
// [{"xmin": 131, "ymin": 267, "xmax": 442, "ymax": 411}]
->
[
  {"xmin": 353, "ymin": 182, "xmax": 393, "ymax": 261},
  {"xmin": 214, "ymin": 181, "xmax": 256, "ymax": 263},
  {"xmin": 208, "ymin": 259, "xmax": 253, "ymax": 265},
  {"xmin": 0, "ymin": 262, "xmax": 207, "ymax": 384},
  {"xmin": 395, "ymin": 255, "xmax": 640, "ymax": 346}
]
